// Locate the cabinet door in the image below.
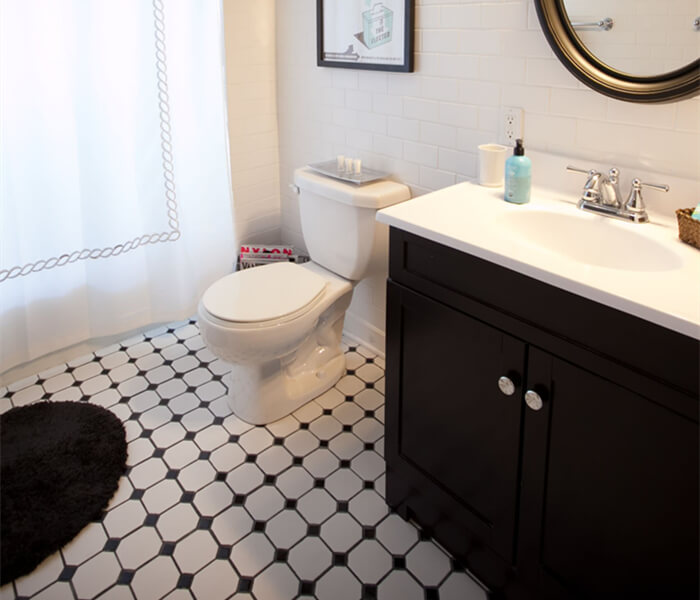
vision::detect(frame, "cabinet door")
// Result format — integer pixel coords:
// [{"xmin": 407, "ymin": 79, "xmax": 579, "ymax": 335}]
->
[
  {"xmin": 388, "ymin": 283, "xmax": 526, "ymax": 562},
  {"xmin": 519, "ymin": 347, "xmax": 699, "ymax": 599}
]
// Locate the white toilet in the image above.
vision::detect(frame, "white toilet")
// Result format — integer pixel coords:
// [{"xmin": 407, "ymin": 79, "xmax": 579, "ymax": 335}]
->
[{"xmin": 197, "ymin": 167, "xmax": 410, "ymax": 424}]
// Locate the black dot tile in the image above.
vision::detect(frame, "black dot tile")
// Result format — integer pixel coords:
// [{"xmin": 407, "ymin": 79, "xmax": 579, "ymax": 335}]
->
[
  {"xmin": 109, "ymin": 382, "xmax": 119, "ymax": 389},
  {"xmin": 345, "ymin": 395, "xmax": 354, "ymax": 402},
  {"xmin": 300, "ymin": 422, "xmax": 309, "ymax": 430},
  {"xmin": 292, "ymin": 456, "xmax": 303, "ymax": 466},
  {"xmin": 180, "ymin": 490, "xmax": 195, "ymax": 503},
  {"xmin": 364, "ymin": 410, "xmax": 374, "ymax": 418},
  {"xmin": 362, "ymin": 583, "xmax": 378, "ymax": 598},
  {"xmin": 147, "ymin": 383, "xmax": 157, "ymax": 391},
  {"xmin": 365, "ymin": 382, "xmax": 375, "ymax": 389},
  {"xmin": 140, "ymin": 429, "xmax": 153, "ymax": 439},
  {"xmin": 197, "ymin": 517, "xmax": 213, "ymax": 530},
  {"xmin": 273, "ymin": 437, "xmax": 284, "ymax": 445},
  {"xmin": 103, "ymin": 538, "xmax": 120, "ymax": 552},
  {"xmin": 153, "ymin": 448, "xmax": 165, "ymax": 458},
  {"xmin": 233, "ymin": 493, "xmax": 246, "ymax": 505},
  {"xmin": 274, "ymin": 548, "xmax": 289, "ymax": 562},
  {"xmin": 348, "ymin": 346, "xmax": 357, "ymax": 352},
  {"xmin": 130, "ymin": 489, "xmax": 145, "ymax": 500},
  {"xmin": 314, "ymin": 478, "xmax": 325, "ymax": 488},
  {"xmin": 171, "ymin": 413, "xmax": 182, "ymax": 421},
  {"xmin": 323, "ymin": 408, "xmax": 332, "ymax": 415},
  {"xmin": 177, "ymin": 573, "xmax": 194, "ymax": 589},
  {"xmin": 307, "ymin": 524, "xmax": 321, "ymax": 536},
  {"xmin": 299, "ymin": 580, "xmax": 316, "ymax": 595},
  {"xmin": 217, "ymin": 545, "xmax": 232, "ymax": 560},
  {"xmin": 419, "ymin": 528, "xmax": 432, "ymax": 541},
  {"xmin": 127, "ymin": 357, "xmax": 136, "ymax": 364},
  {"xmin": 364, "ymin": 442, "xmax": 374, "ymax": 451},
  {"xmin": 245, "ymin": 454, "xmax": 257, "ymax": 463},
  {"xmin": 332, "ymin": 552, "xmax": 347, "ymax": 566},
  {"xmin": 319, "ymin": 440, "xmax": 329, "ymax": 448},
  {"xmin": 393, "ymin": 556, "xmax": 406, "ymax": 570},
  {"xmin": 80, "ymin": 395, "xmax": 90, "ymax": 402},
  {"xmin": 264, "ymin": 474, "xmax": 277, "ymax": 485},
  {"xmin": 187, "ymin": 386, "xmax": 197, "ymax": 393},
  {"xmin": 199, "ymin": 450, "xmax": 211, "ymax": 460},
  {"xmin": 346, "ymin": 369, "xmax": 355, "ymax": 376},
  {"xmin": 337, "ymin": 501, "xmax": 349, "ymax": 513},
  {"xmin": 57, "ymin": 565, "xmax": 77, "ymax": 581},
  {"xmin": 163, "ymin": 360, "xmax": 173, "ymax": 367},
  {"xmin": 425, "ymin": 588, "xmax": 439, "ymax": 600},
  {"xmin": 362, "ymin": 526, "xmax": 376, "ymax": 540},
  {"xmin": 229, "ymin": 434, "xmax": 239, "ymax": 443},
  {"xmin": 216, "ymin": 471, "xmax": 227, "ymax": 482},
  {"xmin": 253, "ymin": 520, "xmax": 266, "ymax": 533},
  {"xmin": 343, "ymin": 425, "xmax": 352, "ymax": 432},
  {"xmin": 128, "ymin": 413, "xmax": 141, "ymax": 421},
  {"xmin": 165, "ymin": 469, "xmax": 179, "ymax": 479},
  {"xmin": 187, "ymin": 350, "xmax": 197, "ymax": 356},
  {"xmin": 160, "ymin": 542, "xmax": 176, "ymax": 556},
  {"xmin": 213, "ymin": 416, "xmax": 224, "ymax": 425},
  {"xmin": 237, "ymin": 577, "xmax": 253, "ymax": 593},
  {"xmin": 184, "ymin": 431, "xmax": 196, "ymax": 440},
  {"xmin": 365, "ymin": 358, "xmax": 374, "ymax": 364},
  {"xmin": 143, "ymin": 513, "xmax": 159, "ymax": 527},
  {"xmin": 340, "ymin": 459, "xmax": 351, "ymax": 468},
  {"xmin": 363, "ymin": 480, "xmax": 374, "ymax": 490},
  {"xmin": 212, "ymin": 374, "xmax": 224, "ymax": 382},
  {"xmin": 284, "ymin": 498, "xmax": 297, "ymax": 510},
  {"xmin": 137, "ymin": 370, "xmax": 148, "ymax": 377},
  {"xmin": 117, "ymin": 569, "xmax": 135, "ymax": 585},
  {"xmin": 41, "ymin": 392, "xmax": 51, "ymax": 400}
]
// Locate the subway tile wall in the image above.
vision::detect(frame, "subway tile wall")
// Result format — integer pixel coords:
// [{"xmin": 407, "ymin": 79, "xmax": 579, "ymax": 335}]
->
[
  {"xmin": 223, "ymin": 0, "xmax": 281, "ymax": 246},
  {"xmin": 275, "ymin": 0, "xmax": 700, "ymax": 350}
]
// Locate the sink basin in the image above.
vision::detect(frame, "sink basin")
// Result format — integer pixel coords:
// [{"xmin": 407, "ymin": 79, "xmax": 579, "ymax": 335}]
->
[{"xmin": 497, "ymin": 209, "xmax": 683, "ymax": 272}]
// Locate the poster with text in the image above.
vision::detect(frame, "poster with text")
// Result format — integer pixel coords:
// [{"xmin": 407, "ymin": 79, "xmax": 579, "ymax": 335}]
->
[{"xmin": 320, "ymin": 0, "xmax": 411, "ymax": 70}]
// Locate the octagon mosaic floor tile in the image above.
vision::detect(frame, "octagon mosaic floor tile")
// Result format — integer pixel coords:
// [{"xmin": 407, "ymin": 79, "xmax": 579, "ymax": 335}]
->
[{"xmin": 0, "ymin": 321, "xmax": 488, "ymax": 600}]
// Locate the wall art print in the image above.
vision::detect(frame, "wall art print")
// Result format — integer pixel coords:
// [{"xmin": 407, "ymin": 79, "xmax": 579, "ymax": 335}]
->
[{"xmin": 317, "ymin": 0, "xmax": 414, "ymax": 72}]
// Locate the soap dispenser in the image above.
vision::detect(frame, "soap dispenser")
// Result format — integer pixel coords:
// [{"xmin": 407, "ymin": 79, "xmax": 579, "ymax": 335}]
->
[{"xmin": 504, "ymin": 139, "xmax": 531, "ymax": 204}]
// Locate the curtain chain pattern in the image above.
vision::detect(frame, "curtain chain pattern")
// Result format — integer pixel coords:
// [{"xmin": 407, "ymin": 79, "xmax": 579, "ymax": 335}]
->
[{"xmin": 0, "ymin": 0, "xmax": 180, "ymax": 283}]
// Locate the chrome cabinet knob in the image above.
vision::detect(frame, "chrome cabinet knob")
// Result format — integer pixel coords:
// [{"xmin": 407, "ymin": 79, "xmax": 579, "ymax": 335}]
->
[
  {"xmin": 524, "ymin": 390, "xmax": 544, "ymax": 411},
  {"xmin": 498, "ymin": 376, "xmax": 515, "ymax": 396}
]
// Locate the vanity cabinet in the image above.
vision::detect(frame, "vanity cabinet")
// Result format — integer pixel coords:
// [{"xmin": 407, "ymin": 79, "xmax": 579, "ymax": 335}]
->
[{"xmin": 385, "ymin": 228, "xmax": 699, "ymax": 600}]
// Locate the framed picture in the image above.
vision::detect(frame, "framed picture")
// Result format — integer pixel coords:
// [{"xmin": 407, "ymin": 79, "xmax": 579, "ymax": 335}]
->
[{"xmin": 317, "ymin": 0, "xmax": 414, "ymax": 72}]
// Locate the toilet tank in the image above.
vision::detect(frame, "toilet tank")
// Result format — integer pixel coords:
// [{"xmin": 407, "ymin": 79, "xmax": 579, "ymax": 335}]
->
[{"xmin": 294, "ymin": 168, "xmax": 410, "ymax": 280}]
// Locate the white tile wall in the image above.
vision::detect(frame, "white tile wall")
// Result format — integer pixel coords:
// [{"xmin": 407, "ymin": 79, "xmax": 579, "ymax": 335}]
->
[
  {"xmin": 275, "ymin": 0, "xmax": 700, "ymax": 352},
  {"xmin": 223, "ymin": 0, "xmax": 281, "ymax": 246}
]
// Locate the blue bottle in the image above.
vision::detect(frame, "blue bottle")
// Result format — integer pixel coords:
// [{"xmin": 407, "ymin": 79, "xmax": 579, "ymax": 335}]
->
[{"xmin": 504, "ymin": 139, "xmax": 531, "ymax": 204}]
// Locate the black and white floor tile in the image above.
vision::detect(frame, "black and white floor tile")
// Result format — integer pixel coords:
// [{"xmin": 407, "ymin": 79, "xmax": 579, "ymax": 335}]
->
[{"xmin": 0, "ymin": 320, "xmax": 488, "ymax": 600}]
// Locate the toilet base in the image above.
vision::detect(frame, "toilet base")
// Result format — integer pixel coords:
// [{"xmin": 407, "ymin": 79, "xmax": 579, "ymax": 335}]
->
[{"xmin": 223, "ymin": 345, "xmax": 346, "ymax": 425}]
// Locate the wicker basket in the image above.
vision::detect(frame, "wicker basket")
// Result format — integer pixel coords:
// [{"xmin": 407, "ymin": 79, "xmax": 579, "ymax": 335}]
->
[{"xmin": 676, "ymin": 208, "xmax": 700, "ymax": 249}]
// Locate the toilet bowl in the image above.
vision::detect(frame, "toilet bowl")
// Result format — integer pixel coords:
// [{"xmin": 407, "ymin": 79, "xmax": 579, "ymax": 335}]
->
[
  {"xmin": 198, "ymin": 167, "xmax": 410, "ymax": 424},
  {"xmin": 198, "ymin": 261, "xmax": 352, "ymax": 424}
]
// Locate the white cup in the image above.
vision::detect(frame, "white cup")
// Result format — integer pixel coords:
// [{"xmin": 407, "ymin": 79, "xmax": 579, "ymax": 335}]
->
[{"xmin": 478, "ymin": 144, "xmax": 509, "ymax": 187}]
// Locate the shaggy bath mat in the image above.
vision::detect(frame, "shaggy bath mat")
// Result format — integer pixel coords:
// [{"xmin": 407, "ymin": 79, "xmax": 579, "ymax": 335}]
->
[{"xmin": 0, "ymin": 401, "xmax": 127, "ymax": 584}]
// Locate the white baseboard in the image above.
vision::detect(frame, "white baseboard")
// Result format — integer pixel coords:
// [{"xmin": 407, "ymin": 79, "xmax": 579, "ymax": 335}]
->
[{"xmin": 342, "ymin": 311, "xmax": 385, "ymax": 358}]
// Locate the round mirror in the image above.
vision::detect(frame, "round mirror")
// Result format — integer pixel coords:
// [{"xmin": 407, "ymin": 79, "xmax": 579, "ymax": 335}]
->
[{"xmin": 535, "ymin": 0, "xmax": 700, "ymax": 102}]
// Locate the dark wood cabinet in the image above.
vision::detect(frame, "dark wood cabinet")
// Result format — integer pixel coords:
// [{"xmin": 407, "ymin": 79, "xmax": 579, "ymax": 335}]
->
[{"xmin": 385, "ymin": 228, "xmax": 699, "ymax": 600}]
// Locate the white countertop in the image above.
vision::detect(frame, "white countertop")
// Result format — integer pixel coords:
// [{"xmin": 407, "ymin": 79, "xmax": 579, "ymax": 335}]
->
[{"xmin": 377, "ymin": 182, "xmax": 700, "ymax": 340}]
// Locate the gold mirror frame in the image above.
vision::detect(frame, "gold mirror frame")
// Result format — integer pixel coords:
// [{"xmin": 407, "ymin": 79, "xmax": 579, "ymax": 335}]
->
[{"xmin": 535, "ymin": 0, "xmax": 700, "ymax": 103}]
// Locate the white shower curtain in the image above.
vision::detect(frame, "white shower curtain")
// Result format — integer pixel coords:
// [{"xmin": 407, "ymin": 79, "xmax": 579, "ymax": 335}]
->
[{"xmin": 0, "ymin": 0, "xmax": 235, "ymax": 379}]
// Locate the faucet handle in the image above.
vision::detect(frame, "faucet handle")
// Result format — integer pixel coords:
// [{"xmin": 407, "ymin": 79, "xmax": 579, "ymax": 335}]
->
[
  {"xmin": 566, "ymin": 165, "xmax": 596, "ymax": 176},
  {"xmin": 625, "ymin": 178, "xmax": 669, "ymax": 214},
  {"xmin": 607, "ymin": 167, "xmax": 619, "ymax": 183}
]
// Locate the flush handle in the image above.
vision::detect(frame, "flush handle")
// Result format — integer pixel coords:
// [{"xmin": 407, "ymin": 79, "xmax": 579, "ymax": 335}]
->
[{"xmin": 524, "ymin": 390, "xmax": 544, "ymax": 412}]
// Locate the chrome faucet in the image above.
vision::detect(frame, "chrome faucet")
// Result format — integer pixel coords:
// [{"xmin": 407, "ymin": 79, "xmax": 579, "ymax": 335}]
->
[{"xmin": 567, "ymin": 166, "xmax": 669, "ymax": 223}]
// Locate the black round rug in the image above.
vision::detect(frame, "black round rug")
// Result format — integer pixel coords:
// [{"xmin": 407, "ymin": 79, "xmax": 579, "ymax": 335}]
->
[{"xmin": 0, "ymin": 401, "xmax": 127, "ymax": 584}]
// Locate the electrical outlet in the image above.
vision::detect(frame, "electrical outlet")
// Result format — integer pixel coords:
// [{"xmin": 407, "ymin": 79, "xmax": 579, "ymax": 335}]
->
[{"xmin": 499, "ymin": 106, "xmax": 524, "ymax": 146}]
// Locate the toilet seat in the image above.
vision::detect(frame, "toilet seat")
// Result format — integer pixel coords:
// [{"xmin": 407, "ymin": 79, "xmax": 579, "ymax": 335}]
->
[{"xmin": 201, "ymin": 262, "xmax": 327, "ymax": 324}]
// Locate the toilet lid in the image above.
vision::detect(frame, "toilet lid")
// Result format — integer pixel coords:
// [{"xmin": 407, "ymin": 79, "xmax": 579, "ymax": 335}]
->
[{"xmin": 202, "ymin": 262, "xmax": 327, "ymax": 323}]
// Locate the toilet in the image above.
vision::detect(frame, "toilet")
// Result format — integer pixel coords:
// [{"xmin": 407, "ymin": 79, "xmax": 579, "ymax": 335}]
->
[{"xmin": 197, "ymin": 167, "xmax": 410, "ymax": 424}]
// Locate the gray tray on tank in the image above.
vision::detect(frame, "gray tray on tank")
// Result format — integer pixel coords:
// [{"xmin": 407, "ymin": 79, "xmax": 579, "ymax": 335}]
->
[{"xmin": 308, "ymin": 160, "xmax": 390, "ymax": 185}]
